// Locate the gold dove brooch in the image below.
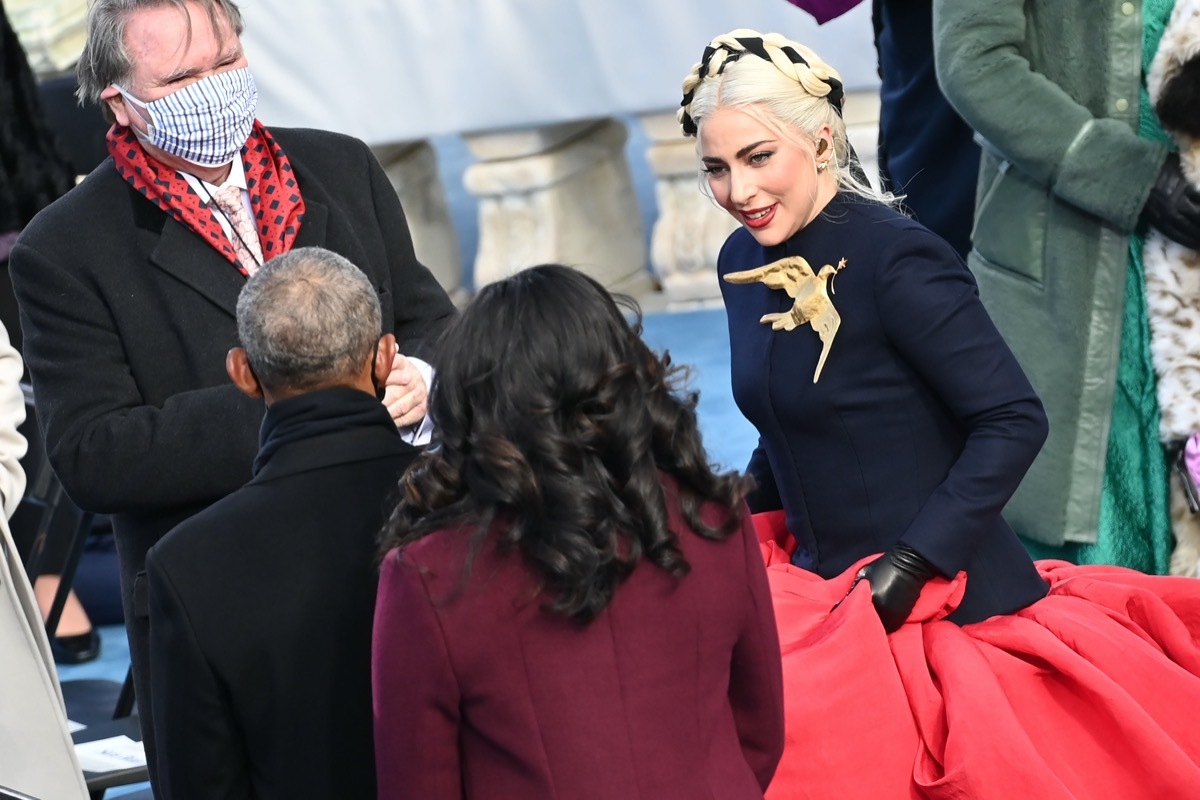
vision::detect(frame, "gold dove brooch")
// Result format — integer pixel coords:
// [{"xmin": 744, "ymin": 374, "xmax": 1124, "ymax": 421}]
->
[{"xmin": 724, "ymin": 256, "xmax": 848, "ymax": 383}]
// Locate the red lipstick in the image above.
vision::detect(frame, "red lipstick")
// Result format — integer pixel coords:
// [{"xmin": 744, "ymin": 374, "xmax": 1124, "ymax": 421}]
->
[{"xmin": 740, "ymin": 205, "xmax": 777, "ymax": 229}]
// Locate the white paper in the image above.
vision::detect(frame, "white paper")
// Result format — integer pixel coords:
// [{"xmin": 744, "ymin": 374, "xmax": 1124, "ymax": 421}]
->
[
  {"xmin": 66, "ymin": 719, "xmax": 87, "ymax": 733},
  {"xmin": 74, "ymin": 735, "xmax": 146, "ymax": 773}
]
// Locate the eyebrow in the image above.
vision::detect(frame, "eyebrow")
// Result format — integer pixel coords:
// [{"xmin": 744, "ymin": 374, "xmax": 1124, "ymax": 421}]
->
[
  {"xmin": 736, "ymin": 139, "xmax": 774, "ymax": 158},
  {"xmin": 700, "ymin": 139, "xmax": 775, "ymax": 163},
  {"xmin": 160, "ymin": 45, "xmax": 243, "ymax": 84}
]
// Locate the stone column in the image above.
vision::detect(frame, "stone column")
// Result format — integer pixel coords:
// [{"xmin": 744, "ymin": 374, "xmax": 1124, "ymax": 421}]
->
[
  {"xmin": 373, "ymin": 141, "xmax": 467, "ymax": 304},
  {"xmin": 842, "ymin": 90, "xmax": 882, "ymax": 192},
  {"xmin": 462, "ymin": 118, "xmax": 653, "ymax": 294},
  {"xmin": 639, "ymin": 111, "xmax": 738, "ymax": 305}
]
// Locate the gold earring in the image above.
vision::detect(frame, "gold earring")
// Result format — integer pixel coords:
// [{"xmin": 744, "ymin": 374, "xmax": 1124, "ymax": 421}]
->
[{"xmin": 817, "ymin": 160, "xmax": 829, "ymax": 172}]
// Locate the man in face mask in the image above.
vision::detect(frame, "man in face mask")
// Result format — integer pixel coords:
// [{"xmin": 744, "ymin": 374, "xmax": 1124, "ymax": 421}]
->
[
  {"xmin": 101, "ymin": 2, "xmax": 256, "ymax": 185},
  {"xmin": 7, "ymin": 0, "xmax": 456, "ymax": 790}
]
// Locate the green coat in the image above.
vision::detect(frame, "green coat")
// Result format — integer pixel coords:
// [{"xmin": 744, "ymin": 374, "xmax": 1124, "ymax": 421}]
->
[{"xmin": 932, "ymin": 0, "xmax": 1169, "ymax": 546}]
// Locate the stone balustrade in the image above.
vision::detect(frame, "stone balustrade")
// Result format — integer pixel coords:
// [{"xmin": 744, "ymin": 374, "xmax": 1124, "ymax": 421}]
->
[{"xmin": 372, "ymin": 90, "xmax": 880, "ymax": 307}]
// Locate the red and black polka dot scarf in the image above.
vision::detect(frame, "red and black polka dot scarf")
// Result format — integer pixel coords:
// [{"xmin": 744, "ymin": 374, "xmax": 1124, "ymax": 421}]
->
[{"xmin": 107, "ymin": 120, "xmax": 306, "ymax": 275}]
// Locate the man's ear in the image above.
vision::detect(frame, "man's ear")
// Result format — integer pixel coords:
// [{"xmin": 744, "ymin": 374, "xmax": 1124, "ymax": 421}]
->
[
  {"xmin": 100, "ymin": 85, "xmax": 132, "ymax": 128},
  {"xmin": 226, "ymin": 347, "xmax": 263, "ymax": 398},
  {"xmin": 374, "ymin": 333, "xmax": 398, "ymax": 384}
]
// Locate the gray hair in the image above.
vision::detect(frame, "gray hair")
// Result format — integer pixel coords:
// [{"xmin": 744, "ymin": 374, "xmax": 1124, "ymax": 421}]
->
[
  {"xmin": 236, "ymin": 247, "xmax": 383, "ymax": 393},
  {"xmin": 76, "ymin": 0, "xmax": 245, "ymax": 106}
]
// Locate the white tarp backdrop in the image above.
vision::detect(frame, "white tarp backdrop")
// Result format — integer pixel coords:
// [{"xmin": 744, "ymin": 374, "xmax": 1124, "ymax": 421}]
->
[{"xmin": 237, "ymin": 0, "xmax": 878, "ymax": 146}]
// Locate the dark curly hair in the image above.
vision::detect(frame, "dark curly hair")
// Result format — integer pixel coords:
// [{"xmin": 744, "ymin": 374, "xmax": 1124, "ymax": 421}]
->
[{"xmin": 381, "ymin": 264, "xmax": 751, "ymax": 623}]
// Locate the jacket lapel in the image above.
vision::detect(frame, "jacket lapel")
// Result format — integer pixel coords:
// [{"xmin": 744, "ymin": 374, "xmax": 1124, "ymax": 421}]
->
[
  {"xmin": 146, "ymin": 205, "xmax": 246, "ymax": 319},
  {"xmin": 291, "ymin": 198, "xmax": 328, "ymax": 250},
  {"xmin": 140, "ymin": 165, "xmax": 329, "ymax": 318}
]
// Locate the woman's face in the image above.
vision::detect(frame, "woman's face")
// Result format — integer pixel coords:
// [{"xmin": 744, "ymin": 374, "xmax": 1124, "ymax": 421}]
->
[{"xmin": 698, "ymin": 106, "xmax": 833, "ymax": 247}]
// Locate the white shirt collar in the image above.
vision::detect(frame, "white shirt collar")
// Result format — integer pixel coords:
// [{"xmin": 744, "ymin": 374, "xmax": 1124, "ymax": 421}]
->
[
  {"xmin": 180, "ymin": 157, "xmax": 248, "ymax": 201},
  {"xmin": 217, "ymin": 157, "xmax": 248, "ymax": 193}
]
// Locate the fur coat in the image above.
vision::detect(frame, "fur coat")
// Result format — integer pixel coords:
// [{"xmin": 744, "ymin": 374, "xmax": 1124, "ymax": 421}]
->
[{"xmin": 1144, "ymin": 0, "xmax": 1200, "ymax": 576}]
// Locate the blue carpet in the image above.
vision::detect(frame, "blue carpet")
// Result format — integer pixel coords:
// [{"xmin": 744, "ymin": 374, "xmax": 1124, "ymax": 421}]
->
[
  {"xmin": 640, "ymin": 307, "xmax": 757, "ymax": 474},
  {"xmin": 58, "ymin": 624, "xmax": 130, "ymax": 685}
]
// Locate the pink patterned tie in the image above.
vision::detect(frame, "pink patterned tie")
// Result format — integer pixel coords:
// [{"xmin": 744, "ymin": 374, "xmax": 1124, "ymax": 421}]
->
[{"xmin": 212, "ymin": 184, "xmax": 264, "ymax": 274}]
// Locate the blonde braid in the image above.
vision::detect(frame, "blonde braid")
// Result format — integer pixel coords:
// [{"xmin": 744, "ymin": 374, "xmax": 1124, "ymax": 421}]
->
[
  {"xmin": 678, "ymin": 29, "xmax": 845, "ymax": 138},
  {"xmin": 679, "ymin": 28, "xmax": 898, "ymax": 208},
  {"xmin": 678, "ymin": 31, "xmax": 747, "ymax": 134},
  {"xmin": 758, "ymin": 33, "xmax": 843, "ymax": 105}
]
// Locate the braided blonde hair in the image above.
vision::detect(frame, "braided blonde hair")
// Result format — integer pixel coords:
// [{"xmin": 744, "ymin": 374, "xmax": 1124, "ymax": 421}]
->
[{"xmin": 679, "ymin": 29, "xmax": 896, "ymax": 206}]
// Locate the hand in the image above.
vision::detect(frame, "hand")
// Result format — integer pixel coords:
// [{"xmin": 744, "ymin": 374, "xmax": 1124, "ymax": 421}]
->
[
  {"xmin": 383, "ymin": 353, "xmax": 428, "ymax": 428},
  {"xmin": 856, "ymin": 544, "xmax": 937, "ymax": 633},
  {"xmin": 1142, "ymin": 153, "xmax": 1200, "ymax": 250}
]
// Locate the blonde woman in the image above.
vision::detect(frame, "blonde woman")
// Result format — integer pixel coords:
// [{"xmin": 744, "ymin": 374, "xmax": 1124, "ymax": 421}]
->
[{"xmin": 683, "ymin": 28, "xmax": 1200, "ymax": 799}]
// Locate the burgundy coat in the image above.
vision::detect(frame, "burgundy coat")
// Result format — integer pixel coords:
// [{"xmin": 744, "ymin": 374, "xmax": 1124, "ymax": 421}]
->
[{"xmin": 372, "ymin": 478, "xmax": 784, "ymax": 799}]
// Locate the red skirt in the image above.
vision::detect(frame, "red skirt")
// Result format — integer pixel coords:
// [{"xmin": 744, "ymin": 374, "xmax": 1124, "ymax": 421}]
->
[{"xmin": 752, "ymin": 512, "xmax": 1200, "ymax": 799}]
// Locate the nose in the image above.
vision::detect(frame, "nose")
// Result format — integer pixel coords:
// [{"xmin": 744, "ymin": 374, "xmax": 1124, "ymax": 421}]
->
[{"xmin": 729, "ymin": 165, "xmax": 754, "ymax": 208}]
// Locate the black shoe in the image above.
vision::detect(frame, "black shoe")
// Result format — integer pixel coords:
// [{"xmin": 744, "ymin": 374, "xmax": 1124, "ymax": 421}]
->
[{"xmin": 51, "ymin": 629, "xmax": 101, "ymax": 665}]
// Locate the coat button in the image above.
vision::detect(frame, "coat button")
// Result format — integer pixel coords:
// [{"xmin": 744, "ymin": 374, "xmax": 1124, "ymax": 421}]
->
[
  {"xmin": 1121, "ymin": 2, "xmax": 1135, "ymax": 14},
  {"xmin": 1115, "ymin": 98, "xmax": 1129, "ymax": 112}
]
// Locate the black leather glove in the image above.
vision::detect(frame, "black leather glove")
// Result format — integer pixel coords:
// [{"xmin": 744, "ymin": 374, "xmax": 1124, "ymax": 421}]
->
[
  {"xmin": 1142, "ymin": 153, "xmax": 1200, "ymax": 250},
  {"xmin": 857, "ymin": 544, "xmax": 938, "ymax": 634}
]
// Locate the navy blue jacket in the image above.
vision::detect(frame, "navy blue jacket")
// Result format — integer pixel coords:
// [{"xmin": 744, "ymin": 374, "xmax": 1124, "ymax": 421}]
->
[{"xmin": 719, "ymin": 194, "xmax": 1049, "ymax": 623}]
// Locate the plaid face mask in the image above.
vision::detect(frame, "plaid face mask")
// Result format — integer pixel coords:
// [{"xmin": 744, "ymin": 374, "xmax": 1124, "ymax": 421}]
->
[{"xmin": 116, "ymin": 67, "xmax": 258, "ymax": 168}]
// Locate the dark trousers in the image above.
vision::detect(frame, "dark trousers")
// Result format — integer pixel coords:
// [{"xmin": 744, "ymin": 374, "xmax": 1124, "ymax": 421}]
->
[{"xmin": 874, "ymin": 0, "xmax": 980, "ymax": 258}]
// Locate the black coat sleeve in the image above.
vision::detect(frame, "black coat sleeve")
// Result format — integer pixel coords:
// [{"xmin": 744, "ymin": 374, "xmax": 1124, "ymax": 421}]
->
[
  {"xmin": 9, "ymin": 237, "xmax": 263, "ymax": 514},
  {"xmin": 874, "ymin": 230, "xmax": 1048, "ymax": 576}
]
